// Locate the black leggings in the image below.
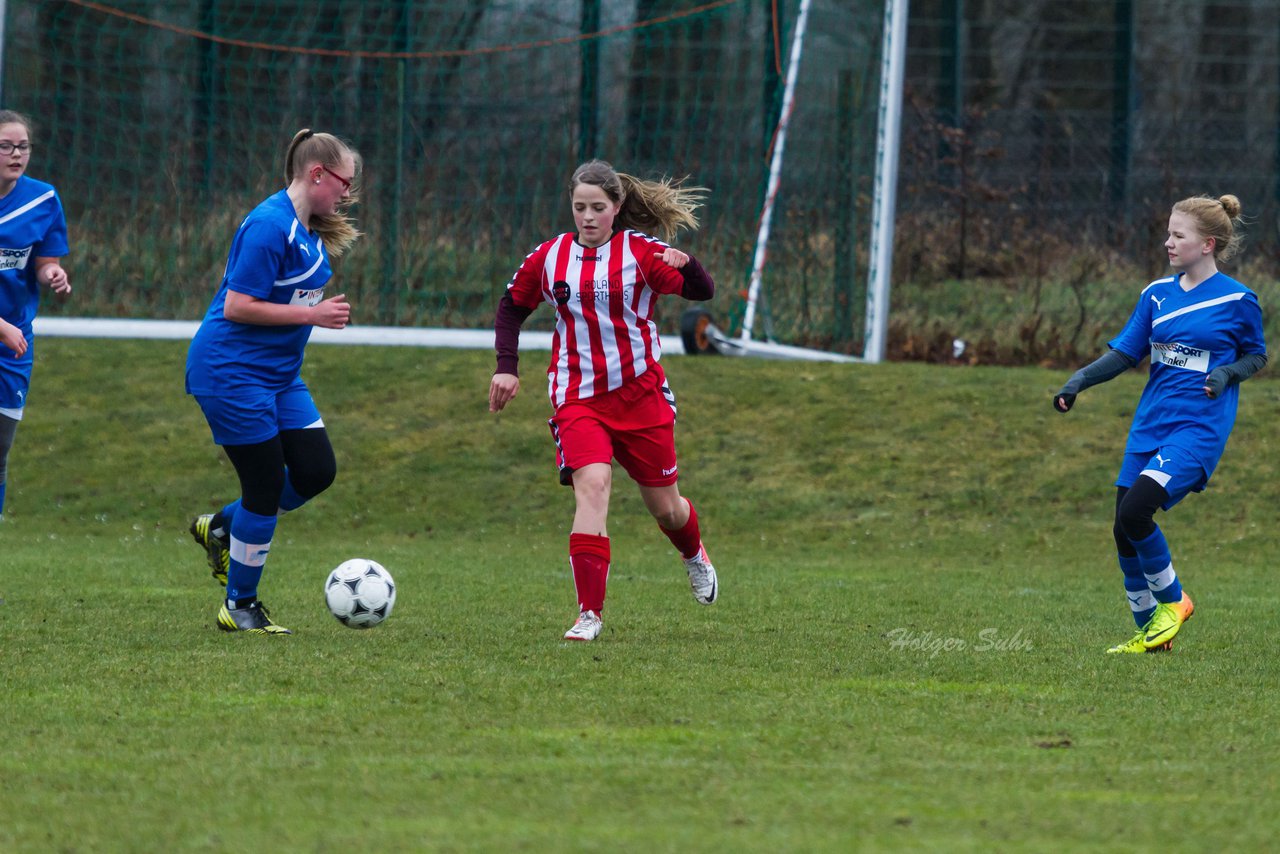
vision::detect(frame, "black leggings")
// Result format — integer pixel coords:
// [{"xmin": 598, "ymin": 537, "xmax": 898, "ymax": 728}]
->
[
  {"xmin": 0, "ymin": 413, "xmax": 16, "ymax": 484},
  {"xmin": 1112, "ymin": 476, "xmax": 1170, "ymax": 556},
  {"xmin": 222, "ymin": 428, "xmax": 337, "ymax": 517}
]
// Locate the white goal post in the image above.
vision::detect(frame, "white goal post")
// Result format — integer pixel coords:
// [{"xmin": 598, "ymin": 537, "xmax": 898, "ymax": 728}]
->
[
  {"xmin": 863, "ymin": 0, "xmax": 910, "ymax": 364},
  {"xmin": 728, "ymin": 0, "xmax": 909, "ymax": 364}
]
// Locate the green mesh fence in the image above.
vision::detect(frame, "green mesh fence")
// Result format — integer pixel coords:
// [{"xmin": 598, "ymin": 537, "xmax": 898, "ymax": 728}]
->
[{"xmin": 1, "ymin": 0, "xmax": 884, "ymax": 350}]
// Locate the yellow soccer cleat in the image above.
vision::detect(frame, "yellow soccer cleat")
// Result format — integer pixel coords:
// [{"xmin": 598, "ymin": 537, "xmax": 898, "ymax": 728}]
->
[
  {"xmin": 1106, "ymin": 630, "xmax": 1172, "ymax": 654},
  {"xmin": 217, "ymin": 600, "xmax": 291, "ymax": 635},
  {"xmin": 1142, "ymin": 593, "xmax": 1194, "ymax": 650},
  {"xmin": 190, "ymin": 513, "xmax": 230, "ymax": 587}
]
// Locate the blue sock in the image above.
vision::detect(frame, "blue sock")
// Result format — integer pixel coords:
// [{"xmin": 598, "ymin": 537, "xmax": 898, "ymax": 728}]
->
[
  {"xmin": 1119, "ymin": 553, "xmax": 1156, "ymax": 627},
  {"xmin": 218, "ymin": 473, "xmax": 303, "ymax": 530},
  {"xmin": 1130, "ymin": 526, "xmax": 1183, "ymax": 604},
  {"xmin": 278, "ymin": 472, "xmax": 306, "ymax": 513},
  {"xmin": 213, "ymin": 499, "xmax": 241, "ymax": 539},
  {"xmin": 0, "ymin": 480, "xmax": 6, "ymax": 516},
  {"xmin": 226, "ymin": 507, "xmax": 277, "ymax": 604}
]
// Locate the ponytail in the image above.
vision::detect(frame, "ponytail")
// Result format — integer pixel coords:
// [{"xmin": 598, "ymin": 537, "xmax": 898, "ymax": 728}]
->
[
  {"xmin": 284, "ymin": 128, "xmax": 364, "ymax": 258},
  {"xmin": 570, "ymin": 159, "xmax": 708, "ymax": 243}
]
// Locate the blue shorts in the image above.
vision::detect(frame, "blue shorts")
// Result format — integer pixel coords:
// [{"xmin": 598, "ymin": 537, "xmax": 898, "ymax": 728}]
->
[
  {"xmin": 194, "ymin": 378, "xmax": 323, "ymax": 446},
  {"xmin": 0, "ymin": 343, "xmax": 32, "ymax": 419},
  {"xmin": 1116, "ymin": 447, "xmax": 1208, "ymax": 510}
]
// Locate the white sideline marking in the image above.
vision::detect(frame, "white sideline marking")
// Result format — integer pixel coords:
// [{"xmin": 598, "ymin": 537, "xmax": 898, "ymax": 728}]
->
[{"xmin": 32, "ymin": 316, "xmax": 654, "ymax": 352}]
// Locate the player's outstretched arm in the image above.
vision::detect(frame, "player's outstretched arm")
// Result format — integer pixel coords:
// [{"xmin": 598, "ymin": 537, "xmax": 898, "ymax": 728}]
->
[
  {"xmin": 1054, "ymin": 348, "xmax": 1137, "ymax": 412},
  {"xmin": 1205, "ymin": 352, "xmax": 1268, "ymax": 399}
]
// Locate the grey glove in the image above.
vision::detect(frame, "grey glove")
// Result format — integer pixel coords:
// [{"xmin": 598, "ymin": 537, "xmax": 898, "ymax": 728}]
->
[{"xmin": 1204, "ymin": 352, "xmax": 1268, "ymax": 399}]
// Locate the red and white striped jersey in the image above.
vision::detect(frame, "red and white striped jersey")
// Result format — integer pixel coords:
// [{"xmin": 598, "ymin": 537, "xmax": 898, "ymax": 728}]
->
[{"xmin": 506, "ymin": 229, "xmax": 686, "ymax": 408}]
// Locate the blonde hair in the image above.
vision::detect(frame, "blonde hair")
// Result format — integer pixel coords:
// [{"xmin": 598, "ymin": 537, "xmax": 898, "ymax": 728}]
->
[
  {"xmin": 1172, "ymin": 194, "xmax": 1243, "ymax": 262},
  {"xmin": 284, "ymin": 128, "xmax": 363, "ymax": 258},
  {"xmin": 570, "ymin": 159, "xmax": 707, "ymax": 243}
]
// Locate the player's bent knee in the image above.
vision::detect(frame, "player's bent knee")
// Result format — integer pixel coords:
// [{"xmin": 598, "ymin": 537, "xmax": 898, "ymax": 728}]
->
[
  {"xmin": 571, "ymin": 464, "xmax": 611, "ymax": 495},
  {"xmin": 650, "ymin": 503, "xmax": 684, "ymax": 530},
  {"xmin": 289, "ymin": 458, "xmax": 337, "ymax": 500},
  {"xmin": 1117, "ymin": 475, "xmax": 1166, "ymax": 542},
  {"xmin": 1116, "ymin": 501, "xmax": 1157, "ymax": 542}
]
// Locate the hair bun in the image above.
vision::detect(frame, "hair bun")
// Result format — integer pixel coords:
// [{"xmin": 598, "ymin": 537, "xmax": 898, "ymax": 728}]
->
[{"xmin": 1219, "ymin": 194, "xmax": 1242, "ymax": 219}]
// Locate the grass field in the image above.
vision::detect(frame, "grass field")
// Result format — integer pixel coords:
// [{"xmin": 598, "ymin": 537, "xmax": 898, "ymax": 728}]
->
[{"xmin": 3, "ymin": 338, "xmax": 1279, "ymax": 852}]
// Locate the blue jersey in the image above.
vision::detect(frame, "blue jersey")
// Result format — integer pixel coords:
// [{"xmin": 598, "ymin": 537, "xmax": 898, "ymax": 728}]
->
[
  {"xmin": 186, "ymin": 190, "xmax": 331, "ymax": 396},
  {"xmin": 0, "ymin": 175, "xmax": 69, "ymax": 340},
  {"xmin": 1109, "ymin": 271, "xmax": 1266, "ymax": 476}
]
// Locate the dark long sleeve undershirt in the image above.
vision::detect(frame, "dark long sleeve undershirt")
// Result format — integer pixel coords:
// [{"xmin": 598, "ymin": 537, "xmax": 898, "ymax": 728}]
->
[
  {"xmin": 1056, "ymin": 347, "xmax": 1268, "ymax": 411},
  {"xmin": 679, "ymin": 256, "xmax": 714, "ymax": 301},
  {"xmin": 493, "ymin": 293, "xmax": 533, "ymax": 376},
  {"xmin": 1060, "ymin": 348, "xmax": 1138, "ymax": 396},
  {"xmin": 1054, "ymin": 348, "xmax": 1137, "ymax": 411}
]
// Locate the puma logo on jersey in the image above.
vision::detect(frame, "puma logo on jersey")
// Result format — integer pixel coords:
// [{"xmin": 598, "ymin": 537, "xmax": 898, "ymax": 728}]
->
[
  {"xmin": 300, "ymin": 242, "xmax": 311, "ymax": 256},
  {"xmin": 1151, "ymin": 295, "xmax": 1166, "ymax": 310}
]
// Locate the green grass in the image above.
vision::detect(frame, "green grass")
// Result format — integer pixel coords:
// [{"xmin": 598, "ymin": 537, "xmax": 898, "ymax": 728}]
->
[{"xmin": 3, "ymin": 339, "xmax": 1279, "ymax": 851}]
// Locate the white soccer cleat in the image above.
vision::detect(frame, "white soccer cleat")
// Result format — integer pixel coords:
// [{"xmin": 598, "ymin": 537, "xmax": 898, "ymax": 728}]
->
[
  {"xmin": 564, "ymin": 609, "xmax": 603, "ymax": 641},
  {"xmin": 683, "ymin": 543, "xmax": 718, "ymax": 605}
]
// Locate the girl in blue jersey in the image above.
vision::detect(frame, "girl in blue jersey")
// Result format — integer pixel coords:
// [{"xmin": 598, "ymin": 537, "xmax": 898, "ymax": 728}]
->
[
  {"xmin": 0, "ymin": 110, "xmax": 70, "ymax": 520},
  {"xmin": 186, "ymin": 129, "xmax": 362, "ymax": 634},
  {"xmin": 1054, "ymin": 194, "xmax": 1266, "ymax": 654}
]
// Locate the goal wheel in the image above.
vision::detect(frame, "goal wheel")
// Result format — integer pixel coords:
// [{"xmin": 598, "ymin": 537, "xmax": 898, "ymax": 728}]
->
[{"xmin": 680, "ymin": 308, "xmax": 719, "ymax": 355}]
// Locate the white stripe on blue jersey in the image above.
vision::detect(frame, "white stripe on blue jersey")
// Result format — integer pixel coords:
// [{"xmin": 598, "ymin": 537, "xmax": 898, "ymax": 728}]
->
[
  {"xmin": 275, "ymin": 251, "xmax": 325, "ymax": 287},
  {"xmin": 1150, "ymin": 292, "xmax": 1245, "ymax": 328},
  {"xmin": 0, "ymin": 189, "xmax": 56, "ymax": 227}
]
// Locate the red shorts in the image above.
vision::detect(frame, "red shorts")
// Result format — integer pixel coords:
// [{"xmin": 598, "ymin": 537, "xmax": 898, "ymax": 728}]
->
[{"xmin": 549, "ymin": 367, "xmax": 679, "ymax": 487}]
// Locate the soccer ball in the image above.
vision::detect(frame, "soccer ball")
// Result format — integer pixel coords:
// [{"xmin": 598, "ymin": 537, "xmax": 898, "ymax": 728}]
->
[{"xmin": 324, "ymin": 558, "xmax": 397, "ymax": 628}]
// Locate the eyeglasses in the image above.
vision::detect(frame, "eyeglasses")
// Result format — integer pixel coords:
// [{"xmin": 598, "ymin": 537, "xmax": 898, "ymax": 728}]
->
[
  {"xmin": 0, "ymin": 142, "xmax": 32, "ymax": 156},
  {"xmin": 321, "ymin": 165, "xmax": 352, "ymax": 192}
]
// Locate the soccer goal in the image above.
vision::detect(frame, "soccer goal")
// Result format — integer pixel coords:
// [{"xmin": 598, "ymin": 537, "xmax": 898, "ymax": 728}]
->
[
  {"xmin": 9, "ymin": 0, "xmax": 897, "ymax": 358},
  {"xmin": 681, "ymin": 0, "xmax": 907, "ymax": 364}
]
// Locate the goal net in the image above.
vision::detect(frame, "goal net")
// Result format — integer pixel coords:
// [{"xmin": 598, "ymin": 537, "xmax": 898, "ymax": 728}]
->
[{"xmin": 3, "ymin": 0, "xmax": 886, "ymax": 354}]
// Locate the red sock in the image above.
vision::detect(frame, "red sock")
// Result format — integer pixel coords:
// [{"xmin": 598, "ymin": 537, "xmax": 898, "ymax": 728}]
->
[
  {"xmin": 569, "ymin": 533, "xmax": 610, "ymax": 613},
  {"xmin": 659, "ymin": 499, "xmax": 702, "ymax": 560}
]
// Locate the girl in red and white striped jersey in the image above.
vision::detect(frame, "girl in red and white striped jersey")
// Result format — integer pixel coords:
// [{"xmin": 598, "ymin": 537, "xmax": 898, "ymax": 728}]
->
[{"xmin": 489, "ymin": 160, "xmax": 718, "ymax": 641}]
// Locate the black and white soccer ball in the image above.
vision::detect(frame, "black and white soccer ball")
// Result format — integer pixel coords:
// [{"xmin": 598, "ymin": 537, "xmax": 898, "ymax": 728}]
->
[{"xmin": 324, "ymin": 558, "xmax": 397, "ymax": 629}]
